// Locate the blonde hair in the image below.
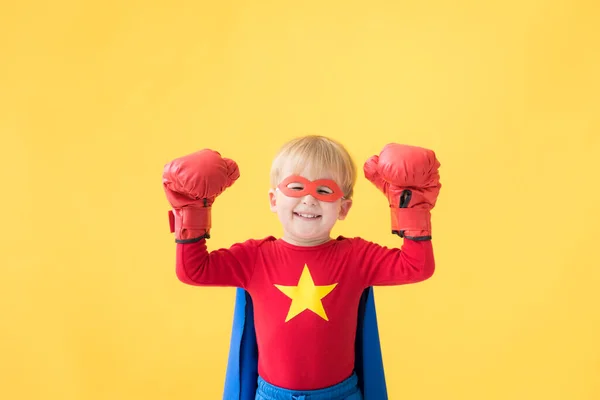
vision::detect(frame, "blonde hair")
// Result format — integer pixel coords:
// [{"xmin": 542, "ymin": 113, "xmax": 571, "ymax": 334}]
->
[{"xmin": 270, "ymin": 135, "xmax": 357, "ymax": 199}]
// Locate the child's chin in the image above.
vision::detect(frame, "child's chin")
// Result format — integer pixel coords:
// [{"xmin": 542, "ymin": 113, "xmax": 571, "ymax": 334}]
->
[{"xmin": 294, "ymin": 231, "xmax": 327, "ymax": 240}]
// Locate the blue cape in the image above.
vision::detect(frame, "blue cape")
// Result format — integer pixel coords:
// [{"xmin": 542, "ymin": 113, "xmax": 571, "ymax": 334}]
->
[{"xmin": 222, "ymin": 287, "xmax": 388, "ymax": 399}]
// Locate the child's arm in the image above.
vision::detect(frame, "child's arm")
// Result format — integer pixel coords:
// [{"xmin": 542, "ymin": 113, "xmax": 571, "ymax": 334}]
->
[
  {"xmin": 163, "ymin": 149, "xmax": 255, "ymax": 288},
  {"xmin": 354, "ymin": 238, "xmax": 435, "ymax": 286},
  {"xmin": 361, "ymin": 143, "xmax": 441, "ymax": 286},
  {"xmin": 174, "ymin": 238, "xmax": 260, "ymax": 288}
]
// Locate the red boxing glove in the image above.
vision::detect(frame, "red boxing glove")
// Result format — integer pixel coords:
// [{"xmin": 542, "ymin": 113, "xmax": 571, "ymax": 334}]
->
[
  {"xmin": 162, "ymin": 149, "xmax": 240, "ymax": 242},
  {"xmin": 364, "ymin": 144, "xmax": 441, "ymax": 240}
]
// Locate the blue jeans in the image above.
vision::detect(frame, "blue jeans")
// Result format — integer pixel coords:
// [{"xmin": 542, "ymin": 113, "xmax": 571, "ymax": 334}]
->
[{"xmin": 255, "ymin": 373, "xmax": 363, "ymax": 400}]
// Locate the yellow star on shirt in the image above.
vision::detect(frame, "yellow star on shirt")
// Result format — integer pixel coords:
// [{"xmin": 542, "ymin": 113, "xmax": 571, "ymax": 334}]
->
[{"xmin": 274, "ymin": 264, "xmax": 338, "ymax": 322}]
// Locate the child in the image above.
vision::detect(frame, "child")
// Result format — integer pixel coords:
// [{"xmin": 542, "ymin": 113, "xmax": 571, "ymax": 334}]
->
[{"xmin": 163, "ymin": 135, "xmax": 441, "ymax": 400}]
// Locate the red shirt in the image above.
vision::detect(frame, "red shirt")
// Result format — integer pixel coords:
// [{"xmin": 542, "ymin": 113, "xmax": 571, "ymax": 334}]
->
[{"xmin": 175, "ymin": 236, "xmax": 434, "ymax": 390}]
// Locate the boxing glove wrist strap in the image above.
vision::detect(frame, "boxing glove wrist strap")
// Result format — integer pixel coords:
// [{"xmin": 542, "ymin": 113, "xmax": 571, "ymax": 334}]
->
[
  {"xmin": 390, "ymin": 207, "xmax": 432, "ymax": 240},
  {"xmin": 169, "ymin": 206, "xmax": 212, "ymax": 242}
]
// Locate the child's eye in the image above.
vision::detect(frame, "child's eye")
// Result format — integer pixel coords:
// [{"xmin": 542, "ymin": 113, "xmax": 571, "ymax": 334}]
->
[
  {"xmin": 287, "ymin": 184, "xmax": 304, "ymax": 191},
  {"xmin": 317, "ymin": 186, "xmax": 333, "ymax": 195}
]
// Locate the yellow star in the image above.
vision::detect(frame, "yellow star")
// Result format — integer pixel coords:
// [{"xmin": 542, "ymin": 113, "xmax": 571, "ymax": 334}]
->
[{"xmin": 274, "ymin": 264, "xmax": 338, "ymax": 322}]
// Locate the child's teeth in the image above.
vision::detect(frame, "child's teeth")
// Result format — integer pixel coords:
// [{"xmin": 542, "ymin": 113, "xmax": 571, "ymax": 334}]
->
[{"xmin": 299, "ymin": 213, "xmax": 317, "ymax": 218}]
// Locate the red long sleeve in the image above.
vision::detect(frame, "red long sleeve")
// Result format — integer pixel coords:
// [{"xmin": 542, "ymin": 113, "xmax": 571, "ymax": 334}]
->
[
  {"xmin": 356, "ymin": 237, "xmax": 435, "ymax": 286},
  {"xmin": 175, "ymin": 237, "xmax": 269, "ymax": 288}
]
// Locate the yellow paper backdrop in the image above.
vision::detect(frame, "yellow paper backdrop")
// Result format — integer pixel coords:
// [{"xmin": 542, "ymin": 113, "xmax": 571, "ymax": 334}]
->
[{"xmin": 1, "ymin": 1, "xmax": 599, "ymax": 399}]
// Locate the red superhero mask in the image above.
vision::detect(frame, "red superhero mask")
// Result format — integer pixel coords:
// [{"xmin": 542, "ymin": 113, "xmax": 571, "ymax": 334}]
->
[{"xmin": 277, "ymin": 175, "xmax": 344, "ymax": 202}]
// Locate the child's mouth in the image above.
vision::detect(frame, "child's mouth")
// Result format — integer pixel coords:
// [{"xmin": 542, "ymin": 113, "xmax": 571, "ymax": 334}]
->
[{"xmin": 294, "ymin": 212, "xmax": 321, "ymax": 220}]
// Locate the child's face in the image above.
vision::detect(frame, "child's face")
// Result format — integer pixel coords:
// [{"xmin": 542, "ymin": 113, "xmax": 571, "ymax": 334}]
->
[{"xmin": 268, "ymin": 167, "xmax": 352, "ymax": 246}]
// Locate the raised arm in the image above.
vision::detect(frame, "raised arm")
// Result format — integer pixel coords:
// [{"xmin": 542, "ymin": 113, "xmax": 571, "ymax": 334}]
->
[
  {"xmin": 362, "ymin": 143, "xmax": 441, "ymax": 286},
  {"xmin": 163, "ymin": 149, "xmax": 255, "ymax": 288},
  {"xmin": 175, "ymin": 239, "xmax": 260, "ymax": 288},
  {"xmin": 354, "ymin": 238, "xmax": 435, "ymax": 286}
]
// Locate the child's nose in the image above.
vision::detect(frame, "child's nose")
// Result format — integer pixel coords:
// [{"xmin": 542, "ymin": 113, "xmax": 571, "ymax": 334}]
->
[{"xmin": 301, "ymin": 194, "xmax": 318, "ymax": 205}]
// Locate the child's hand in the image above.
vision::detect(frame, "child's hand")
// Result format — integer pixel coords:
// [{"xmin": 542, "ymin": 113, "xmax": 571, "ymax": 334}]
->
[
  {"xmin": 163, "ymin": 149, "xmax": 240, "ymax": 241},
  {"xmin": 364, "ymin": 144, "xmax": 441, "ymax": 240}
]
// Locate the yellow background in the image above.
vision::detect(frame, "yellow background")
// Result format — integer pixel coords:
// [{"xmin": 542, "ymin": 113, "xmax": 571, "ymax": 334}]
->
[{"xmin": 1, "ymin": 0, "xmax": 599, "ymax": 399}]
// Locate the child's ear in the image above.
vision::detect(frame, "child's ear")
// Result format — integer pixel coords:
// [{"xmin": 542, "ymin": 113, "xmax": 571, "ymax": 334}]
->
[
  {"xmin": 338, "ymin": 199, "xmax": 353, "ymax": 220},
  {"xmin": 268, "ymin": 189, "xmax": 277, "ymax": 212}
]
